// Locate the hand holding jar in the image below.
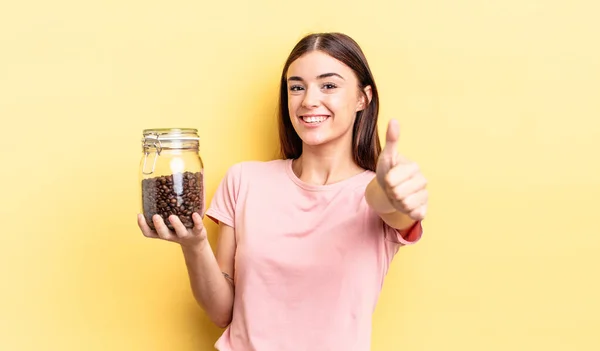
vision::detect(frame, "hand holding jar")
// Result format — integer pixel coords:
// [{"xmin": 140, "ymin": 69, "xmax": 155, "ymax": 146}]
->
[{"xmin": 137, "ymin": 212, "xmax": 208, "ymax": 249}]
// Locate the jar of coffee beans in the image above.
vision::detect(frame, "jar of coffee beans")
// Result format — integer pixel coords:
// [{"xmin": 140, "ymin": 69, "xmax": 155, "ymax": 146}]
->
[{"xmin": 139, "ymin": 128, "xmax": 204, "ymax": 230}]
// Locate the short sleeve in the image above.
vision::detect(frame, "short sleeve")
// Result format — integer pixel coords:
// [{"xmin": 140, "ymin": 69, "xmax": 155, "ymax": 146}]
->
[
  {"xmin": 384, "ymin": 219, "xmax": 423, "ymax": 246},
  {"xmin": 205, "ymin": 163, "xmax": 243, "ymax": 228}
]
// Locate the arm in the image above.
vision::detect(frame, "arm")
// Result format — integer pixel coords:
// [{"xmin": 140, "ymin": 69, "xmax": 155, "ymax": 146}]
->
[
  {"xmin": 181, "ymin": 222, "xmax": 236, "ymax": 328},
  {"xmin": 369, "ymin": 119, "xmax": 428, "ymax": 237},
  {"xmin": 137, "ymin": 213, "xmax": 237, "ymax": 328}
]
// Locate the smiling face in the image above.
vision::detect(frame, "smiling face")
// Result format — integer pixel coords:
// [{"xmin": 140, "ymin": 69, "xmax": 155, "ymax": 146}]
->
[{"xmin": 285, "ymin": 50, "xmax": 371, "ymax": 148}]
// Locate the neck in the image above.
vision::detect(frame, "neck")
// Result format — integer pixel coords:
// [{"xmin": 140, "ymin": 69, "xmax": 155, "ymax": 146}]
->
[{"xmin": 292, "ymin": 139, "xmax": 364, "ymax": 186}]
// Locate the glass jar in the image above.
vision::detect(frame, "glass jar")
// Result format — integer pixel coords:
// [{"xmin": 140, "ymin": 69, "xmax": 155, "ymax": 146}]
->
[{"xmin": 139, "ymin": 128, "xmax": 204, "ymax": 230}]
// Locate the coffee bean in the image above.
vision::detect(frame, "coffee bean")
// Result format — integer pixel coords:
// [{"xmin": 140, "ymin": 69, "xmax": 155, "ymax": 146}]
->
[{"xmin": 141, "ymin": 171, "xmax": 204, "ymax": 230}]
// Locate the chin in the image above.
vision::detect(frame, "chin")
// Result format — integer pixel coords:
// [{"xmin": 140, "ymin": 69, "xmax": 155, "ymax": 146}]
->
[
  {"xmin": 296, "ymin": 130, "xmax": 344, "ymax": 148},
  {"xmin": 298, "ymin": 135, "xmax": 329, "ymax": 147}
]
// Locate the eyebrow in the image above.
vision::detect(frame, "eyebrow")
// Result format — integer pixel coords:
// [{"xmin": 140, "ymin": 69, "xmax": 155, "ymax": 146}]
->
[{"xmin": 287, "ymin": 73, "xmax": 345, "ymax": 82}]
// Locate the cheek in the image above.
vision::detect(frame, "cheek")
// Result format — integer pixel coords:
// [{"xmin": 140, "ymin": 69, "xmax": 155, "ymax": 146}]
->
[
  {"xmin": 288, "ymin": 95, "xmax": 301, "ymax": 116},
  {"xmin": 325, "ymin": 94, "xmax": 359, "ymax": 116}
]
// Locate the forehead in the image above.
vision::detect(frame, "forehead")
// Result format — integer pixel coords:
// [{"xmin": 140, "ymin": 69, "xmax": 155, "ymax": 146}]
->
[{"xmin": 287, "ymin": 51, "xmax": 354, "ymax": 79}]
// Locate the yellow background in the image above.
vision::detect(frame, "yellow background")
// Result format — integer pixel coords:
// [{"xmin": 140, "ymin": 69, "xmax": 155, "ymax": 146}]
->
[{"xmin": 1, "ymin": 0, "xmax": 598, "ymax": 350}]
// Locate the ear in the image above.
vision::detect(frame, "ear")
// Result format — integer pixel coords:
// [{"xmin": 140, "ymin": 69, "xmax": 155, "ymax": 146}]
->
[{"xmin": 357, "ymin": 85, "xmax": 373, "ymax": 112}]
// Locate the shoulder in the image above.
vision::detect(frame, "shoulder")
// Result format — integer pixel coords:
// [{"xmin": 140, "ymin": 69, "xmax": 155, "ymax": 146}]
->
[{"xmin": 208, "ymin": 159, "xmax": 288, "ymax": 212}]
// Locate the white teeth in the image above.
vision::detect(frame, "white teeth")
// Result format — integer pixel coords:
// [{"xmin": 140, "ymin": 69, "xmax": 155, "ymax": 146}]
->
[{"xmin": 302, "ymin": 116, "xmax": 327, "ymax": 123}]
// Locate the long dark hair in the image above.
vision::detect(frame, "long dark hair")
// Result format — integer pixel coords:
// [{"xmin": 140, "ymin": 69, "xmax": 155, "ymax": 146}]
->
[{"xmin": 277, "ymin": 32, "xmax": 381, "ymax": 172}]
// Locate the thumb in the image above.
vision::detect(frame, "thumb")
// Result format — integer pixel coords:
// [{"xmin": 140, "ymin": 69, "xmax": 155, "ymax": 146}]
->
[{"xmin": 382, "ymin": 119, "xmax": 400, "ymax": 158}]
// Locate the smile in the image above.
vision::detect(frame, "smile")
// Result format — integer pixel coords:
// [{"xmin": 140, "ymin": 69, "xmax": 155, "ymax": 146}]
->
[{"xmin": 300, "ymin": 115, "xmax": 329, "ymax": 124}]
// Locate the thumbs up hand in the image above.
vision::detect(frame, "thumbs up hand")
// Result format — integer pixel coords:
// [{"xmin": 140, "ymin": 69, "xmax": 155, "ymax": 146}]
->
[{"xmin": 375, "ymin": 119, "xmax": 428, "ymax": 221}]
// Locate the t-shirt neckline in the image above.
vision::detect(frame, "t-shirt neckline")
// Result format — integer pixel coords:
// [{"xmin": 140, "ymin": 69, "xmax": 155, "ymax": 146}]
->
[{"xmin": 284, "ymin": 158, "xmax": 372, "ymax": 192}]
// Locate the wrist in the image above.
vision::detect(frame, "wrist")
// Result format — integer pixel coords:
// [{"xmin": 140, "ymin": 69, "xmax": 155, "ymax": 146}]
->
[{"xmin": 181, "ymin": 239, "xmax": 210, "ymax": 257}]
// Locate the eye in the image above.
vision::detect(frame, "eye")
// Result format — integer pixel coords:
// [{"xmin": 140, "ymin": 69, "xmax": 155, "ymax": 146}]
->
[
  {"xmin": 322, "ymin": 83, "xmax": 337, "ymax": 89},
  {"xmin": 289, "ymin": 85, "xmax": 304, "ymax": 91}
]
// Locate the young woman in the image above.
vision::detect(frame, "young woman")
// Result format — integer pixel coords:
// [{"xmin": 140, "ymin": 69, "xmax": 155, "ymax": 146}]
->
[{"xmin": 137, "ymin": 32, "xmax": 428, "ymax": 351}]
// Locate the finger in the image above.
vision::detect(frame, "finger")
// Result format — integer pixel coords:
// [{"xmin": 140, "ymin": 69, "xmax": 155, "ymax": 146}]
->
[
  {"xmin": 389, "ymin": 172, "xmax": 427, "ymax": 200},
  {"xmin": 384, "ymin": 162, "xmax": 421, "ymax": 188},
  {"xmin": 409, "ymin": 203, "xmax": 427, "ymax": 221},
  {"xmin": 401, "ymin": 188, "xmax": 429, "ymax": 212},
  {"xmin": 191, "ymin": 212, "xmax": 206, "ymax": 236},
  {"xmin": 138, "ymin": 214, "xmax": 158, "ymax": 238},
  {"xmin": 152, "ymin": 214, "xmax": 176, "ymax": 240},
  {"xmin": 381, "ymin": 119, "xmax": 400, "ymax": 160},
  {"xmin": 169, "ymin": 215, "xmax": 190, "ymax": 239}
]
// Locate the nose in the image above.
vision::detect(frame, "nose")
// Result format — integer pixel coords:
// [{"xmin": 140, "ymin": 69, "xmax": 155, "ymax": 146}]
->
[{"xmin": 301, "ymin": 86, "xmax": 320, "ymax": 108}]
